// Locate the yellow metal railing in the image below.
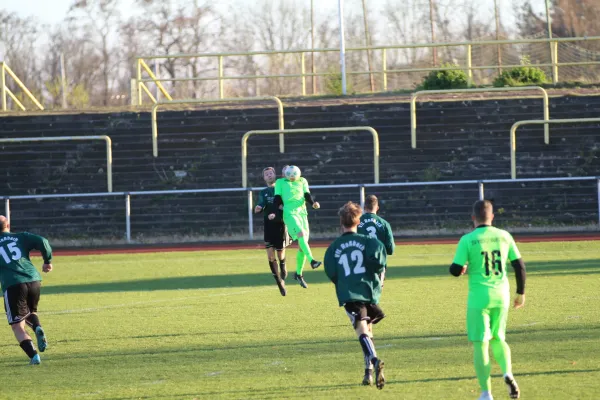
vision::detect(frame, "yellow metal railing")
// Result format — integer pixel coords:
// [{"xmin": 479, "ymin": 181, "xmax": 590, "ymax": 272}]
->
[
  {"xmin": 411, "ymin": 87, "xmax": 550, "ymax": 149},
  {"xmin": 0, "ymin": 62, "xmax": 44, "ymax": 111},
  {"xmin": 241, "ymin": 127, "xmax": 379, "ymax": 188},
  {"xmin": 136, "ymin": 59, "xmax": 173, "ymax": 105},
  {"xmin": 152, "ymin": 97, "xmax": 285, "ymax": 157},
  {"xmin": 0, "ymin": 136, "xmax": 113, "ymax": 191},
  {"xmin": 135, "ymin": 36, "xmax": 600, "ymax": 98},
  {"xmin": 510, "ymin": 118, "xmax": 600, "ymax": 179}
]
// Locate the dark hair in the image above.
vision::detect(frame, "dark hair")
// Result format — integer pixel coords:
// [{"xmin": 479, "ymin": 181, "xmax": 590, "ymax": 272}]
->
[
  {"xmin": 365, "ymin": 195, "xmax": 378, "ymax": 211},
  {"xmin": 472, "ymin": 200, "xmax": 493, "ymax": 222},
  {"xmin": 338, "ymin": 202, "xmax": 363, "ymax": 228}
]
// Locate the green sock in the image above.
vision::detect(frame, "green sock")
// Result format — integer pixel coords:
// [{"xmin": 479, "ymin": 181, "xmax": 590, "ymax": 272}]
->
[
  {"xmin": 490, "ymin": 339, "xmax": 512, "ymax": 376},
  {"xmin": 297, "ymin": 236, "xmax": 313, "ymax": 262},
  {"xmin": 296, "ymin": 250, "xmax": 307, "ymax": 275},
  {"xmin": 473, "ymin": 341, "xmax": 491, "ymax": 392}
]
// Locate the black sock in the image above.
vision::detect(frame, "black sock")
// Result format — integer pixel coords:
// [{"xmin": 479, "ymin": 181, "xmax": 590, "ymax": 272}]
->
[
  {"xmin": 19, "ymin": 339, "xmax": 38, "ymax": 358},
  {"xmin": 268, "ymin": 260, "xmax": 279, "ymax": 278},
  {"xmin": 279, "ymin": 259, "xmax": 286, "ymax": 270},
  {"xmin": 26, "ymin": 314, "xmax": 41, "ymax": 331},
  {"xmin": 359, "ymin": 334, "xmax": 377, "ymax": 364}
]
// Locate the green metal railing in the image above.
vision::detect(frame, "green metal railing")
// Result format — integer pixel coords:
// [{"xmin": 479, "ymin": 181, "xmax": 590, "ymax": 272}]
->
[
  {"xmin": 411, "ymin": 87, "xmax": 550, "ymax": 148},
  {"xmin": 135, "ymin": 36, "xmax": 600, "ymax": 101},
  {"xmin": 0, "ymin": 62, "xmax": 44, "ymax": 111},
  {"xmin": 510, "ymin": 118, "xmax": 600, "ymax": 179},
  {"xmin": 0, "ymin": 136, "xmax": 113, "ymax": 191},
  {"xmin": 241, "ymin": 127, "xmax": 380, "ymax": 188},
  {"xmin": 151, "ymin": 97, "xmax": 285, "ymax": 157}
]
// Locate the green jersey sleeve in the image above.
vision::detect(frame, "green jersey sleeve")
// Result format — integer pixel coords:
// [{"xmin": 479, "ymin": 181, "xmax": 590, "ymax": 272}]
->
[
  {"xmin": 274, "ymin": 179, "xmax": 282, "ymax": 196},
  {"xmin": 507, "ymin": 234, "xmax": 521, "ymax": 261},
  {"xmin": 23, "ymin": 233, "xmax": 53, "ymax": 263},
  {"xmin": 365, "ymin": 238, "xmax": 386, "ymax": 274},
  {"xmin": 452, "ymin": 235, "xmax": 470, "ymax": 266},
  {"xmin": 256, "ymin": 190, "xmax": 266, "ymax": 208},
  {"xmin": 302, "ymin": 177, "xmax": 310, "ymax": 193},
  {"xmin": 384, "ymin": 221, "xmax": 395, "ymax": 255},
  {"xmin": 324, "ymin": 244, "xmax": 337, "ymax": 284}
]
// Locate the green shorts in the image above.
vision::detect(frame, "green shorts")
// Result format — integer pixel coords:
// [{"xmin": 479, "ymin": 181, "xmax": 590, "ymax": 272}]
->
[
  {"xmin": 467, "ymin": 307, "xmax": 508, "ymax": 342},
  {"xmin": 283, "ymin": 213, "xmax": 309, "ymax": 241}
]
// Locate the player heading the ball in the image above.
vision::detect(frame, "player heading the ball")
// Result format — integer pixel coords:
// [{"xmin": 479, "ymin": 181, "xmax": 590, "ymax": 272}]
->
[{"xmin": 270, "ymin": 165, "xmax": 321, "ymax": 289}]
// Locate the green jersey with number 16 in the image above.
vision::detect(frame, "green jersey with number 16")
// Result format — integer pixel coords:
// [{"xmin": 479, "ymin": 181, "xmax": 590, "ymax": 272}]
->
[
  {"xmin": 0, "ymin": 232, "xmax": 52, "ymax": 293},
  {"xmin": 452, "ymin": 225, "xmax": 521, "ymax": 309},
  {"xmin": 324, "ymin": 232, "xmax": 387, "ymax": 306}
]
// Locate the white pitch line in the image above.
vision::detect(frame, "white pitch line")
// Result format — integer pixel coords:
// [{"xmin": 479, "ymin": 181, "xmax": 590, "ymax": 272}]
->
[{"xmin": 44, "ymin": 287, "xmax": 271, "ymax": 315}]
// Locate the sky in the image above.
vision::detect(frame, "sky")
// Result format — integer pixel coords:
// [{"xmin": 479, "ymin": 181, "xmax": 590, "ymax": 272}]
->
[
  {"xmin": 3, "ymin": 0, "xmax": 548, "ymax": 26},
  {"xmin": 2, "ymin": 0, "xmax": 549, "ymax": 41}
]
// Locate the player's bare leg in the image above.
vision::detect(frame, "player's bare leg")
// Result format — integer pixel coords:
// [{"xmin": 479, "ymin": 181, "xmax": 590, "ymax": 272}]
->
[
  {"xmin": 355, "ymin": 320, "xmax": 384, "ymax": 389},
  {"xmin": 11, "ymin": 321, "xmax": 40, "ymax": 364},
  {"xmin": 277, "ymin": 249, "xmax": 287, "ymax": 280},
  {"xmin": 267, "ymin": 247, "xmax": 286, "ymax": 296}
]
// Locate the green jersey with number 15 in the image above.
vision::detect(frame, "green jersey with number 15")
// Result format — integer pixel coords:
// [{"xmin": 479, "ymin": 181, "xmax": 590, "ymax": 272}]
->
[
  {"xmin": 0, "ymin": 232, "xmax": 52, "ymax": 293},
  {"xmin": 452, "ymin": 225, "xmax": 521, "ymax": 309}
]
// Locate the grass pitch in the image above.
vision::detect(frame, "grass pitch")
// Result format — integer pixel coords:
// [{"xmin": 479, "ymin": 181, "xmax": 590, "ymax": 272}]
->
[{"xmin": 0, "ymin": 240, "xmax": 599, "ymax": 399}]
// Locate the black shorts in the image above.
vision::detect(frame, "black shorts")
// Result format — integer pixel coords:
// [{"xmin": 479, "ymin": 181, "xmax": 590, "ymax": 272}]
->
[
  {"xmin": 344, "ymin": 302, "xmax": 386, "ymax": 329},
  {"xmin": 264, "ymin": 220, "xmax": 291, "ymax": 250},
  {"xmin": 3, "ymin": 281, "xmax": 41, "ymax": 325}
]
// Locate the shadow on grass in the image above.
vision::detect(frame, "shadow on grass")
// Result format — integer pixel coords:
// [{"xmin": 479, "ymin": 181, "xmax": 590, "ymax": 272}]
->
[
  {"xmin": 100, "ymin": 368, "xmax": 600, "ymax": 400},
  {"xmin": 42, "ymin": 259, "xmax": 600, "ymax": 294}
]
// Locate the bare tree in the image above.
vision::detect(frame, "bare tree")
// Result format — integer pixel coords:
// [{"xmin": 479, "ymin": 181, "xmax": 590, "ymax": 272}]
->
[
  {"xmin": 68, "ymin": 0, "xmax": 122, "ymax": 106},
  {"xmin": 127, "ymin": 0, "xmax": 220, "ymax": 99},
  {"xmin": 0, "ymin": 11, "xmax": 44, "ymax": 107}
]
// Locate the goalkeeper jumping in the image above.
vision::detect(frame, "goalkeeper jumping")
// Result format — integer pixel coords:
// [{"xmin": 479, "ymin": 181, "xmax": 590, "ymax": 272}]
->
[{"xmin": 269, "ymin": 165, "xmax": 321, "ymax": 288}]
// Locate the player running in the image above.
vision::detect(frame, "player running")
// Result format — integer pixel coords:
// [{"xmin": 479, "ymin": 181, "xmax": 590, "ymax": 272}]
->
[
  {"xmin": 255, "ymin": 167, "xmax": 290, "ymax": 296},
  {"xmin": 324, "ymin": 202, "xmax": 387, "ymax": 389},
  {"xmin": 269, "ymin": 165, "xmax": 321, "ymax": 289},
  {"xmin": 357, "ymin": 195, "xmax": 395, "ymax": 286},
  {"xmin": 449, "ymin": 200, "xmax": 526, "ymax": 400},
  {"xmin": 0, "ymin": 215, "xmax": 53, "ymax": 365}
]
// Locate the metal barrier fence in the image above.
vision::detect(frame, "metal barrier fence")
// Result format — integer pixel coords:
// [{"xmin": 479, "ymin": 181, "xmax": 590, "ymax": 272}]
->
[
  {"xmin": 2, "ymin": 176, "xmax": 598, "ymax": 244},
  {"xmin": 510, "ymin": 118, "xmax": 600, "ymax": 179},
  {"xmin": 0, "ymin": 136, "xmax": 113, "ymax": 192},
  {"xmin": 135, "ymin": 36, "xmax": 600, "ymax": 100},
  {"xmin": 0, "ymin": 62, "xmax": 44, "ymax": 111},
  {"xmin": 151, "ymin": 97, "xmax": 285, "ymax": 157},
  {"xmin": 241, "ymin": 127, "xmax": 380, "ymax": 188},
  {"xmin": 411, "ymin": 87, "xmax": 550, "ymax": 149}
]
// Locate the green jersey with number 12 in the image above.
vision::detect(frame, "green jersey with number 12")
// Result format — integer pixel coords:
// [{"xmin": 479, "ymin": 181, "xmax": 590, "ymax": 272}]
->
[
  {"xmin": 324, "ymin": 232, "xmax": 387, "ymax": 306},
  {"xmin": 452, "ymin": 225, "xmax": 521, "ymax": 309},
  {"xmin": 0, "ymin": 232, "xmax": 52, "ymax": 293}
]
